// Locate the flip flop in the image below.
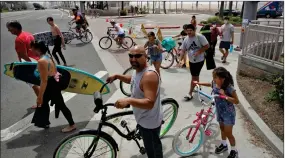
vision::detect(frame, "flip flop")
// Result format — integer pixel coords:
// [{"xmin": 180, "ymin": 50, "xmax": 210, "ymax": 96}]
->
[
  {"xmin": 61, "ymin": 127, "xmax": 76, "ymax": 133},
  {"xmin": 184, "ymin": 94, "xmax": 193, "ymax": 101}
]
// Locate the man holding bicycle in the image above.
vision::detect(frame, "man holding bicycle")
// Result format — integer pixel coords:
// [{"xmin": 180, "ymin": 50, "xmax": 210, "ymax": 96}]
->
[{"xmin": 107, "ymin": 45, "xmax": 163, "ymax": 158}]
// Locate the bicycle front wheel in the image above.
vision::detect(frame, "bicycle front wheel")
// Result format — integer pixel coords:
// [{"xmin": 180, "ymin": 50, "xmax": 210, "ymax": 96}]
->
[
  {"xmin": 160, "ymin": 98, "xmax": 179, "ymax": 138},
  {"xmin": 53, "ymin": 131, "xmax": 117, "ymax": 158},
  {"xmin": 119, "ymin": 67, "xmax": 134, "ymax": 97},
  {"xmin": 99, "ymin": 36, "xmax": 112, "ymax": 50},
  {"xmin": 172, "ymin": 125, "xmax": 204, "ymax": 157},
  {"xmin": 121, "ymin": 36, "xmax": 134, "ymax": 49},
  {"xmin": 80, "ymin": 30, "xmax": 93, "ymax": 43},
  {"xmin": 161, "ymin": 50, "xmax": 175, "ymax": 69}
]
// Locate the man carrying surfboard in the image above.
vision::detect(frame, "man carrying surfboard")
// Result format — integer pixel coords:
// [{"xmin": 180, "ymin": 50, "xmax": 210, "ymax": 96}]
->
[
  {"xmin": 107, "ymin": 45, "xmax": 163, "ymax": 158},
  {"xmin": 6, "ymin": 20, "xmax": 40, "ymax": 109},
  {"xmin": 47, "ymin": 17, "xmax": 67, "ymax": 66}
]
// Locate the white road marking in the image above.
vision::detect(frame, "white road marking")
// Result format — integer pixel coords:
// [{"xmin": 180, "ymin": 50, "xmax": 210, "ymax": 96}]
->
[
  {"xmin": 36, "ymin": 15, "xmax": 47, "ymax": 20},
  {"xmin": 1, "ymin": 71, "xmax": 108, "ymax": 142},
  {"xmin": 15, "ymin": 14, "xmax": 35, "ymax": 20}
]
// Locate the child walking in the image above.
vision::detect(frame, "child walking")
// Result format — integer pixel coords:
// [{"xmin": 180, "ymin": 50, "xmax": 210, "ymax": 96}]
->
[{"xmin": 194, "ymin": 67, "xmax": 239, "ymax": 158}]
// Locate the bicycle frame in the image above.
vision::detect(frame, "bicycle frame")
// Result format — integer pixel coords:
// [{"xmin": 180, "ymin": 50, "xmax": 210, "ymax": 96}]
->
[
  {"xmin": 186, "ymin": 85, "xmax": 220, "ymax": 143},
  {"xmin": 83, "ymin": 103, "xmax": 140, "ymax": 157}
]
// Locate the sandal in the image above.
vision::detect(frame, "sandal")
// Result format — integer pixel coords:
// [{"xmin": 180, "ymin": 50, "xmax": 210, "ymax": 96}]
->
[
  {"xmin": 61, "ymin": 126, "xmax": 76, "ymax": 133},
  {"xmin": 184, "ymin": 94, "xmax": 193, "ymax": 101}
]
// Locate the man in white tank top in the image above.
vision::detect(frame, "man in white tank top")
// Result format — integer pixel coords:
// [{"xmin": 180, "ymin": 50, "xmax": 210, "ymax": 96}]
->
[{"xmin": 107, "ymin": 45, "xmax": 163, "ymax": 158}]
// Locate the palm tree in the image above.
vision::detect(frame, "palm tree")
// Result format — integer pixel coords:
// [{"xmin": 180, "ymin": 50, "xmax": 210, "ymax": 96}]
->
[
  {"xmin": 219, "ymin": 1, "xmax": 225, "ymax": 18},
  {"xmin": 229, "ymin": 1, "xmax": 233, "ymax": 16}
]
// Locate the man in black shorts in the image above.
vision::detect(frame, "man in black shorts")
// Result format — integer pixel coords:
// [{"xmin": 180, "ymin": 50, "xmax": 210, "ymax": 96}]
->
[
  {"xmin": 219, "ymin": 17, "xmax": 234, "ymax": 63},
  {"xmin": 180, "ymin": 24, "xmax": 209, "ymax": 101}
]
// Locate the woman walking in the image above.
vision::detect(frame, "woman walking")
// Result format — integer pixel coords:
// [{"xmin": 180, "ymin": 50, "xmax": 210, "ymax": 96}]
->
[
  {"xmin": 30, "ymin": 41, "xmax": 76, "ymax": 133},
  {"xmin": 47, "ymin": 17, "xmax": 67, "ymax": 66},
  {"xmin": 144, "ymin": 32, "xmax": 163, "ymax": 77}
]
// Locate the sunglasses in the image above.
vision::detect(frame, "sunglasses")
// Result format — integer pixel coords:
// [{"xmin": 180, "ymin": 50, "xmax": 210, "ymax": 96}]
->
[{"xmin": 128, "ymin": 54, "xmax": 144, "ymax": 58}]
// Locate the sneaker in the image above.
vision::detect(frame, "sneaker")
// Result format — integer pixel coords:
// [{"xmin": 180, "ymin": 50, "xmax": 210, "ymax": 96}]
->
[
  {"xmin": 215, "ymin": 144, "xmax": 228, "ymax": 154},
  {"xmin": 184, "ymin": 94, "xmax": 193, "ymax": 101},
  {"xmin": 227, "ymin": 150, "xmax": 238, "ymax": 158}
]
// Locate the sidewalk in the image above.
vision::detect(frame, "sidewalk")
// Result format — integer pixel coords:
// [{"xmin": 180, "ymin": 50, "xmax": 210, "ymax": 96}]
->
[{"xmin": 85, "ymin": 16, "xmax": 278, "ymax": 157}]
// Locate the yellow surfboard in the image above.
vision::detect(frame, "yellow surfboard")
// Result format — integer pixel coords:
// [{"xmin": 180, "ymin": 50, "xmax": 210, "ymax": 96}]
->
[{"xmin": 4, "ymin": 62, "xmax": 110, "ymax": 95}]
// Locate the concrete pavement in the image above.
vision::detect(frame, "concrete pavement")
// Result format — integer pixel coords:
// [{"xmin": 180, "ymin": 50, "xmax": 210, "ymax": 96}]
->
[
  {"xmin": 85, "ymin": 14, "xmax": 277, "ymax": 157},
  {"xmin": 1, "ymin": 9, "xmax": 117, "ymax": 158}
]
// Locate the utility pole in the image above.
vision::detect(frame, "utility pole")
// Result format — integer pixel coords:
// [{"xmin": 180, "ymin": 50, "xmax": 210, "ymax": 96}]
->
[
  {"xmin": 238, "ymin": 1, "xmax": 258, "ymax": 50},
  {"xmin": 181, "ymin": 1, "xmax": 183, "ymax": 13},
  {"xmin": 176, "ymin": 1, "xmax": 177, "ymax": 13}
]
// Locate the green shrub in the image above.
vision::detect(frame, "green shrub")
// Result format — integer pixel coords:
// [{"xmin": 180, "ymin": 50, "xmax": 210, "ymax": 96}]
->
[
  {"xmin": 201, "ymin": 16, "xmax": 242, "ymax": 25},
  {"xmin": 265, "ymin": 74, "xmax": 284, "ymax": 108},
  {"xmin": 120, "ymin": 9, "xmax": 128, "ymax": 16}
]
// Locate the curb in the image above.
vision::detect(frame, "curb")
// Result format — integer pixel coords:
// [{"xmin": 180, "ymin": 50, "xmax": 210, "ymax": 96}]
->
[
  {"xmin": 144, "ymin": 26, "xmax": 181, "ymax": 29},
  {"xmin": 116, "ymin": 15, "xmax": 146, "ymax": 18},
  {"xmin": 198, "ymin": 23, "xmax": 242, "ymax": 27},
  {"xmin": 234, "ymin": 54, "xmax": 284, "ymax": 157}
]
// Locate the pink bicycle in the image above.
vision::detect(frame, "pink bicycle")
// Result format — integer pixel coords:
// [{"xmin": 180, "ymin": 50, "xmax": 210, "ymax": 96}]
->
[{"xmin": 172, "ymin": 84, "xmax": 226, "ymax": 156}]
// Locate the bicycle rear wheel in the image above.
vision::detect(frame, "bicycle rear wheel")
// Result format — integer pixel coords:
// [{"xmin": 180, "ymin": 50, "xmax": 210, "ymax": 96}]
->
[
  {"xmin": 53, "ymin": 131, "xmax": 117, "ymax": 158},
  {"xmin": 121, "ymin": 36, "xmax": 134, "ymax": 49},
  {"xmin": 99, "ymin": 36, "xmax": 112, "ymax": 50},
  {"xmin": 172, "ymin": 125, "xmax": 204, "ymax": 156},
  {"xmin": 80, "ymin": 30, "xmax": 93, "ymax": 43},
  {"xmin": 161, "ymin": 50, "xmax": 174, "ymax": 69}
]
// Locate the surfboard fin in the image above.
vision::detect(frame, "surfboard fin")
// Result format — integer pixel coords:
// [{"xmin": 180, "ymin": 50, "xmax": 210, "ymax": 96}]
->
[{"xmin": 9, "ymin": 63, "xmax": 14, "ymax": 71}]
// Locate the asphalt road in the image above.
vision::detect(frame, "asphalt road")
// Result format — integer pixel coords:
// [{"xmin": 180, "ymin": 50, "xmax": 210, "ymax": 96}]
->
[{"xmin": 1, "ymin": 9, "xmax": 116, "ymax": 158}]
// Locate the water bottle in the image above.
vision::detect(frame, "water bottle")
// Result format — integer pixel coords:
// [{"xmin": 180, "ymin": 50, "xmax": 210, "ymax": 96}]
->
[{"xmin": 229, "ymin": 44, "xmax": 233, "ymax": 53}]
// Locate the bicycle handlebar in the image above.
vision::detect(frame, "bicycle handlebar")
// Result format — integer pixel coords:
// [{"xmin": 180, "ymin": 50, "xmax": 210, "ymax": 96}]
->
[{"xmin": 195, "ymin": 84, "xmax": 226, "ymax": 106}]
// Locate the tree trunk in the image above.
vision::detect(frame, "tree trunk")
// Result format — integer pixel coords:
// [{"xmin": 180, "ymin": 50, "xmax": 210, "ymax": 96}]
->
[
  {"xmin": 219, "ymin": 1, "xmax": 224, "ymax": 18},
  {"xmin": 240, "ymin": 2, "xmax": 244, "ymax": 18},
  {"xmin": 153, "ymin": 1, "xmax": 155, "ymax": 13},
  {"xmin": 229, "ymin": 1, "xmax": 233, "ymax": 16},
  {"xmin": 196, "ymin": 1, "xmax": 198, "ymax": 10},
  {"xmin": 163, "ymin": 1, "xmax": 166, "ymax": 14},
  {"xmin": 121, "ymin": 1, "xmax": 124, "ymax": 10}
]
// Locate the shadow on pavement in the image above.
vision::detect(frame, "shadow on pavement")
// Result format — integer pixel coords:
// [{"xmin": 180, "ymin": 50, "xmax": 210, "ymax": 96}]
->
[
  {"xmin": 67, "ymin": 42, "xmax": 90, "ymax": 47},
  {"xmin": 21, "ymin": 108, "xmax": 35, "ymax": 119},
  {"xmin": 109, "ymin": 49, "xmax": 127, "ymax": 54},
  {"xmin": 5, "ymin": 120, "xmax": 99, "ymax": 158}
]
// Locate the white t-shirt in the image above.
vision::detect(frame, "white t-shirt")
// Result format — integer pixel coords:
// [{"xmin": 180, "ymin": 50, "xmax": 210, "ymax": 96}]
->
[
  {"xmin": 181, "ymin": 33, "xmax": 209, "ymax": 63},
  {"xmin": 114, "ymin": 23, "xmax": 125, "ymax": 34}
]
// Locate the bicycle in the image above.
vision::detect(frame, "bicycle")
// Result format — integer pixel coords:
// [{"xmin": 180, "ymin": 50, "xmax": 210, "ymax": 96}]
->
[
  {"xmin": 172, "ymin": 84, "xmax": 224, "ymax": 157},
  {"xmin": 89, "ymin": 9, "xmax": 100, "ymax": 19},
  {"xmin": 53, "ymin": 82, "xmax": 179, "ymax": 158},
  {"xmin": 99, "ymin": 27, "xmax": 134, "ymax": 50},
  {"xmin": 65, "ymin": 21, "xmax": 93, "ymax": 44}
]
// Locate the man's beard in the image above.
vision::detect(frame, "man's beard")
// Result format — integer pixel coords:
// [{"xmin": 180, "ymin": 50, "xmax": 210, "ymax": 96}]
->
[{"xmin": 130, "ymin": 61, "xmax": 140, "ymax": 69}]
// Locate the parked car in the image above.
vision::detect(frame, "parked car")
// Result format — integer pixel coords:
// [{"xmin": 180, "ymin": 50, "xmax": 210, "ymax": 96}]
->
[
  {"xmin": 215, "ymin": 9, "xmax": 241, "ymax": 17},
  {"xmin": 257, "ymin": 1, "xmax": 283, "ymax": 18}
]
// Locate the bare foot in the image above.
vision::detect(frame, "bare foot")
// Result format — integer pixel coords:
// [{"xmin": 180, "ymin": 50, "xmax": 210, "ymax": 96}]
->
[
  {"xmin": 61, "ymin": 125, "xmax": 76, "ymax": 133},
  {"xmin": 31, "ymin": 105, "xmax": 37, "ymax": 109}
]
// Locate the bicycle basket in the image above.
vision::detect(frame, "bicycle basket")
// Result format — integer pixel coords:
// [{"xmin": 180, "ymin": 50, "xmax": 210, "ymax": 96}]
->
[{"xmin": 161, "ymin": 37, "xmax": 176, "ymax": 52}]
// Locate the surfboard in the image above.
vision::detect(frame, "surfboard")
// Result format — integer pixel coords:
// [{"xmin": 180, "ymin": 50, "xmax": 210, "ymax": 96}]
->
[
  {"xmin": 3, "ymin": 62, "xmax": 110, "ymax": 95},
  {"xmin": 33, "ymin": 31, "xmax": 75, "ymax": 46}
]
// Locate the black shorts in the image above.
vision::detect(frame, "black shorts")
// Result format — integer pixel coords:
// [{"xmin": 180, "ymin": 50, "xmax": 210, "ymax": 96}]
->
[
  {"xmin": 219, "ymin": 41, "xmax": 231, "ymax": 50},
  {"xmin": 189, "ymin": 61, "xmax": 204, "ymax": 76}
]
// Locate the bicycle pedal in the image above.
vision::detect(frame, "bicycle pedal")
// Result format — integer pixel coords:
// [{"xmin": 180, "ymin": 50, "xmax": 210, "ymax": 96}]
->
[
  {"xmin": 120, "ymin": 120, "xmax": 127, "ymax": 128},
  {"xmin": 139, "ymin": 147, "xmax": 146, "ymax": 155}
]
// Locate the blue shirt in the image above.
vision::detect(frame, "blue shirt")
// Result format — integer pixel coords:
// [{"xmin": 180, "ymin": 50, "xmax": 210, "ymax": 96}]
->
[{"xmin": 212, "ymin": 82, "xmax": 236, "ymax": 114}]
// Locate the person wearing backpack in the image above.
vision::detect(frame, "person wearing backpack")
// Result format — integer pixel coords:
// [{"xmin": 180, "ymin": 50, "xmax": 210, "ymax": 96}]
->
[{"xmin": 180, "ymin": 24, "xmax": 209, "ymax": 101}]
